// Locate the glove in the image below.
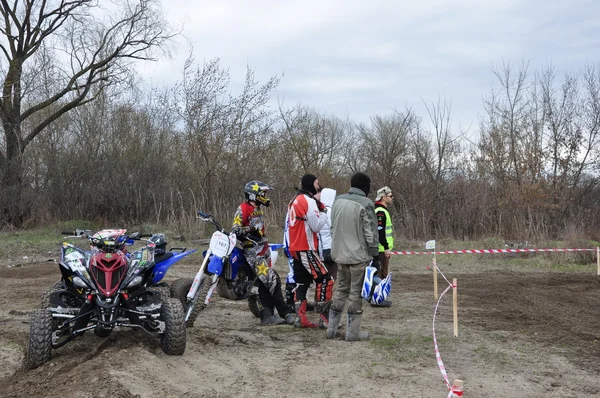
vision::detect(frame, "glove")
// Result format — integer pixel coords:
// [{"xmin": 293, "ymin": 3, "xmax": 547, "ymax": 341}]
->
[
  {"xmin": 322, "ymin": 249, "xmax": 333, "ymax": 263},
  {"xmin": 370, "ymin": 256, "xmax": 380, "ymax": 271},
  {"xmin": 246, "ymin": 227, "xmax": 263, "ymax": 242}
]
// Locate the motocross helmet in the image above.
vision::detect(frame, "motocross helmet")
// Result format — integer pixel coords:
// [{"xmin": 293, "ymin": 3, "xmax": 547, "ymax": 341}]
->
[
  {"xmin": 149, "ymin": 233, "xmax": 167, "ymax": 256},
  {"xmin": 371, "ymin": 272, "xmax": 392, "ymax": 305},
  {"xmin": 244, "ymin": 180, "xmax": 273, "ymax": 207},
  {"xmin": 361, "ymin": 265, "xmax": 392, "ymax": 305},
  {"xmin": 89, "ymin": 229, "xmax": 128, "ymax": 252},
  {"xmin": 90, "ymin": 251, "xmax": 128, "ymax": 297},
  {"xmin": 361, "ymin": 265, "xmax": 377, "ymax": 301}
]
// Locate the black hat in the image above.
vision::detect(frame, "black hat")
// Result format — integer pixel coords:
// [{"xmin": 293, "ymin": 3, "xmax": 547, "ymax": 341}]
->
[
  {"xmin": 301, "ymin": 174, "xmax": 318, "ymax": 195},
  {"xmin": 350, "ymin": 172, "xmax": 371, "ymax": 196}
]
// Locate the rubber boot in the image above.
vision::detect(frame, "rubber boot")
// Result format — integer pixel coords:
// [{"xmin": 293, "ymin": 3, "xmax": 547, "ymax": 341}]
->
[
  {"xmin": 294, "ymin": 300, "xmax": 318, "ymax": 328},
  {"xmin": 260, "ymin": 307, "xmax": 285, "ymax": 326},
  {"xmin": 326, "ymin": 308, "xmax": 343, "ymax": 339},
  {"xmin": 345, "ymin": 311, "xmax": 370, "ymax": 341}
]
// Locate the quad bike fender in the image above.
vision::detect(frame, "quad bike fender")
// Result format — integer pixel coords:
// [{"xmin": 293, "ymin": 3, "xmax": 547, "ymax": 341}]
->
[{"xmin": 151, "ymin": 249, "xmax": 198, "ymax": 285}]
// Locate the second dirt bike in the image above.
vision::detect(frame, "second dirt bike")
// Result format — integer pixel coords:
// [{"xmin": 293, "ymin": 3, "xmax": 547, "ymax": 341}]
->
[{"xmin": 170, "ymin": 212, "xmax": 281, "ymax": 326}]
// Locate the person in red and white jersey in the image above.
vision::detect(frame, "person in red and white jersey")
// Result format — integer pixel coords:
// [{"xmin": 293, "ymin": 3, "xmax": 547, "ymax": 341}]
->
[{"xmin": 286, "ymin": 174, "xmax": 334, "ymax": 328}]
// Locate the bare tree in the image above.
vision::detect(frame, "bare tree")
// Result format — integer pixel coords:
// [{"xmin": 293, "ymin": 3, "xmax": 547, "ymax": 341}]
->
[
  {"xmin": 358, "ymin": 110, "xmax": 416, "ymax": 186},
  {"xmin": 0, "ymin": 0, "xmax": 174, "ymax": 225}
]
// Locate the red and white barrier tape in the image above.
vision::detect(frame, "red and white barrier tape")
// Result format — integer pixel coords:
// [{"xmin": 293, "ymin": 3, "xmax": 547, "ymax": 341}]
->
[
  {"xmin": 434, "ymin": 267, "xmax": 463, "ymax": 397},
  {"xmin": 433, "ymin": 282, "xmax": 455, "ymax": 397},
  {"xmin": 392, "ymin": 248, "xmax": 595, "ymax": 255}
]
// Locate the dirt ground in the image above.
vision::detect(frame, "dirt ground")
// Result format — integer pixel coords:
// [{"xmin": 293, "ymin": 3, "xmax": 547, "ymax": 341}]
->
[{"xmin": 1, "ymin": 253, "xmax": 600, "ymax": 398}]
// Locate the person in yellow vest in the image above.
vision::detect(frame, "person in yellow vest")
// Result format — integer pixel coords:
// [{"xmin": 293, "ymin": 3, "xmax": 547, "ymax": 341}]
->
[{"xmin": 373, "ymin": 186, "xmax": 394, "ymax": 307}]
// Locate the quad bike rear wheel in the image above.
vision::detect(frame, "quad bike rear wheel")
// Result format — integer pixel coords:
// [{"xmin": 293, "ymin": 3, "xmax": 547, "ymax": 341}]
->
[
  {"xmin": 26, "ymin": 309, "xmax": 53, "ymax": 369},
  {"xmin": 170, "ymin": 277, "xmax": 210, "ymax": 327},
  {"xmin": 160, "ymin": 298, "xmax": 186, "ymax": 355},
  {"xmin": 39, "ymin": 280, "xmax": 67, "ymax": 308},
  {"xmin": 149, "ymin": 285, "xmax": 171, "ymax": 300}
]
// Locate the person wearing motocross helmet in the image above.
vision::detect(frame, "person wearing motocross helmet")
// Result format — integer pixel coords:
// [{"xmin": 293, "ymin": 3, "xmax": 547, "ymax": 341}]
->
[
  {"xmin": 285, "ymin": 174, "xmax": 334, "ymax": 329},
  {"xmin": 232, "ymin": 180, "xmax": 294, "ymax": 326}
]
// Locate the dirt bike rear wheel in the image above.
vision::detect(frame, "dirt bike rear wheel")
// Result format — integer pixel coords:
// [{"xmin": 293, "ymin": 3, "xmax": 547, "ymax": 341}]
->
[
  {"xmin": 26, "ymin": 309, "xmax": 53, "ymax": 369},
  {"xmin": 215, "ymin": 278, "xmax": 237, "ymax": 300},
  {"xmin": 170, "ymin": 277, "xmax": 210, "ymax": 327},
  {"xmin": 169, "ymin": 278, "xmax": 193, "ymax": 306},
  {"xmin": 160, "ymin": 298, "xmax": 186, "ymax": 355}
]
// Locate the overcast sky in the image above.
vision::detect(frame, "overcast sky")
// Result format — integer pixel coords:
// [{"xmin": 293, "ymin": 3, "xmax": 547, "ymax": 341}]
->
[{"xmin": 139, "ymin": 0, "xmax": 600, "ymax": 133}]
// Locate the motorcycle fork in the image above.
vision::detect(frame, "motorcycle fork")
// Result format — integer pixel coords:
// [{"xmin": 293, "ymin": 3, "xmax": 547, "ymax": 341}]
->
[
  {"xmin": 204, "ymin": 274, "xmax": 219, "ymax": 305},
  {"xmin": 186, "ymin": 250, "xmax": 211, "ymax": 301}
]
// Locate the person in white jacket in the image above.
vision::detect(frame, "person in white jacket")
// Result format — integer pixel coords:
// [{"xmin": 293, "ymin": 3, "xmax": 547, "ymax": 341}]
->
[{"xmin": 317, "ymin": 188, "xmax": 338, "ymax": 281}]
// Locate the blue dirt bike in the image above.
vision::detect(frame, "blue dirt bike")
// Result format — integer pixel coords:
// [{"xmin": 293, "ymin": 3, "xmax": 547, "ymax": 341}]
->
[{"xmin": 169, "ymin": 212, "xmax": 282, "ymax": 327}]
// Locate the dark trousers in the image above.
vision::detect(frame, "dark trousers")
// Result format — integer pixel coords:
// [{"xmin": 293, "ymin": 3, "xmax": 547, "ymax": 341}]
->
[{"xmin": 377, "ymin": 252, "xmax": 390, "ymax": 278}]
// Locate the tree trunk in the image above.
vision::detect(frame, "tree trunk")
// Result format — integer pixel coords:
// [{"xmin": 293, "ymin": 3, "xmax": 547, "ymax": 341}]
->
[{"xmin": 0, "ymin": 154, "xmax": 24, "ymax": 226}]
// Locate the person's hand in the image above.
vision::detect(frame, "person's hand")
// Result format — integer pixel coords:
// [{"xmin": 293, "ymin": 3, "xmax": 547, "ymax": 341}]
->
[{"xmin": 384, "ymin": 250, "xmax": 392, "ymax": 259}]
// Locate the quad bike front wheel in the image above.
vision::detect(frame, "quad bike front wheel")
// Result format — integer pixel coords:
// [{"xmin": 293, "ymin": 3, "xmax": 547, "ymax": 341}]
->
[
  {"xmin": 94, "ymin": 327, "xmax": 113, "ymax": 338},
  {"xmin": 160, "ymin": 298, "xmax": 186, "ymax": 355},
  {"xmin": 26, "ymin": 309, "xmax": 53, "ymax": 369}
]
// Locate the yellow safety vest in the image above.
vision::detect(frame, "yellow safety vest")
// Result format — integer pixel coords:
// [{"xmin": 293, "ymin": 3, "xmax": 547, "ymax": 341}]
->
[{"xmin": 375, "ymin": 205, "xmax": 394, "ymax": 252}]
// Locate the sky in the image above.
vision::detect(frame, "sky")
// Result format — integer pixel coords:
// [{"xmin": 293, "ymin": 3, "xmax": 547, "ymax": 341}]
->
[{"xmin": 139, "ymin": 0, "xmax": 600, "ymax": 134}]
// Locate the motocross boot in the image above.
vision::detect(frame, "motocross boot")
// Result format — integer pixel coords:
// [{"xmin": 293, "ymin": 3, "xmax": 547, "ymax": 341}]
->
[
  {"xmin": 260, "ymin": 307, "xmax": 285, "ymax": 326},
  {"xmin": 345, "ymin": 311, "xmax": 370, "ymax": 341},
  {"xmin": 316, "ymin": 300, "xmax": 332, "ymax": 329},
  {"xmin": 284, "ymin": 313, "xmax": 295, "ymax": 325},
  {"xmin": 294, "ymin": 300, "xmax": 318, "ymax": 328}
]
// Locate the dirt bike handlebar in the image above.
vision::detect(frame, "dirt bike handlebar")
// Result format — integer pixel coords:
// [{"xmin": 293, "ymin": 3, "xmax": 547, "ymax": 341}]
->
[{"xmin": 197, "ymin": 211, "xmax": 224, "ymax": 232}]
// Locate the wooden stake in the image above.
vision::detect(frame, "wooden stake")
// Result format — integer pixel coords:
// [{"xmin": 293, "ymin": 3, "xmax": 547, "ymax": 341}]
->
[
  {"xmin": 597, "ymin": 247, "xmax": 599, "ymax": 276},
  {"xmin": 453, "ymin": 278, "xmax": 458, "ymax": 338},
  {"xmin": 433, "ymin": 253, "xmax": 438, "ymax": 300}
]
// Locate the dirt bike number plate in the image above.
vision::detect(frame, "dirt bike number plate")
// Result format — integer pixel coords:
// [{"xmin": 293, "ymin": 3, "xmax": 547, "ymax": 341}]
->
[{"xmin": 209, "ymin": 231, "xmax": 234, "ymax": 257}]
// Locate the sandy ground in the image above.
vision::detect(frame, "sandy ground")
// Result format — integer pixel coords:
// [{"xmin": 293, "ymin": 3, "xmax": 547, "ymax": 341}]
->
[{"xmin": 1, "ymin": 253, "xmax": 600, "ymax": 398}]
